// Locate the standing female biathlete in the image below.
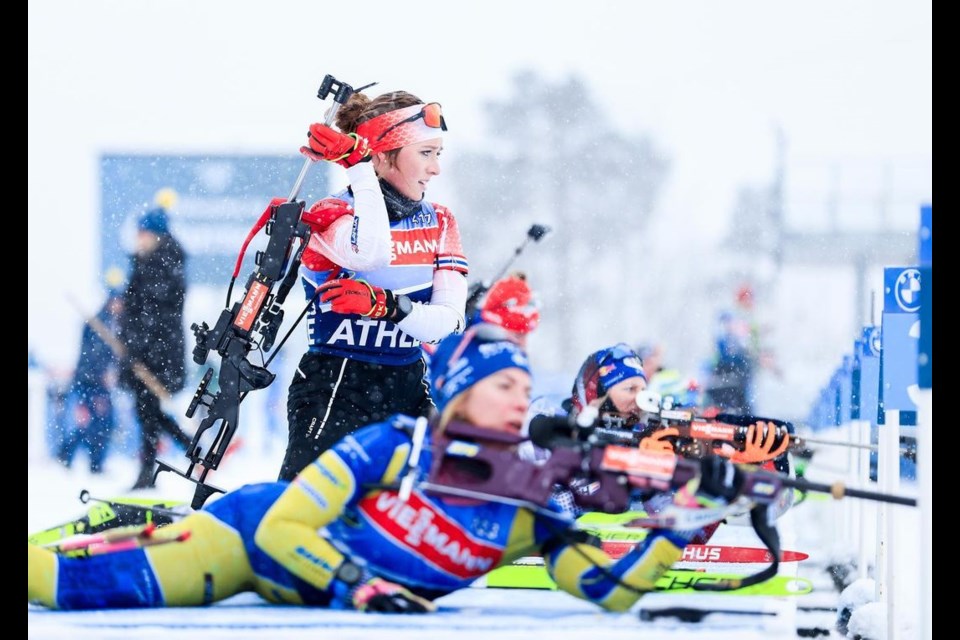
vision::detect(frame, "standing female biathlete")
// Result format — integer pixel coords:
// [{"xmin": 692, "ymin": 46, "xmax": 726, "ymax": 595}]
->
[
  {"xmin": 279, "ymin": 90, "xmax": 469, "ymax": 481},
  {"xmin": 29, "ymin": 330, "xmax": 749, "ymax": 613}
]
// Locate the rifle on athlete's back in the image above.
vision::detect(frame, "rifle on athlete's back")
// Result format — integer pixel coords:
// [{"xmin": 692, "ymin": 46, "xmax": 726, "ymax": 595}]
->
[{"xmin": 157, "ymin": 74, "xmax": 361, "ymax": 510}]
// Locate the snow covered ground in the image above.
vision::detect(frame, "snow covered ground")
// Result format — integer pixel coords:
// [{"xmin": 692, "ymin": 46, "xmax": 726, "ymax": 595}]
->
[{"xmin": 27, "ymin": 423, "xmax": 921, "ymax": 639}]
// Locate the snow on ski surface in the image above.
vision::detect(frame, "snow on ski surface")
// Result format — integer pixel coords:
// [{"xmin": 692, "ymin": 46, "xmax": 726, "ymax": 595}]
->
[{"xmin": 28, "ymin": 424, "xmax": 920, "ymax": 640}]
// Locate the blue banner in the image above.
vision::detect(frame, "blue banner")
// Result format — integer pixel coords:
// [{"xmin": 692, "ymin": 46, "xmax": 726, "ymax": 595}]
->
[
  {"xmin": 838, "ymin": 355, "xmax": 853, "ymax": 424},
  {"xmin": 919, "ymin": 266, "xmax": 932, "ymax": 389},
  {"xmin": 919, "ymin": 204, "xmax": 932, "ymax": 389},
  {"xmin": 851, "ymin": 339, "xmax": 863, "ymax": 421},
  {"xmin": 857, "ymin": 326, "xmax": 881, "ymax": 426},
  {"xmin": 919, "ymin": 204, "xmax": 932, "ymax": 267},
  {"xmin": 881, "ymin": 267, "xmax": 921, "ymax": 410},
  {"xmin": 100, "ymin": 154, "xmax": 330, "ymax": 286}
]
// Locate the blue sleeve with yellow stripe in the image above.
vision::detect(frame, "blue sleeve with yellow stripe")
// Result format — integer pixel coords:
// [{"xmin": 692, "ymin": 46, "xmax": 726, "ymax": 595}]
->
[
  {"xmin": 536, "ymin": 514, "xmax": 694, "ymax": 612},
  {"xmin": 255, "ymin": 418, "xmax": 412, "ymax": 597}
]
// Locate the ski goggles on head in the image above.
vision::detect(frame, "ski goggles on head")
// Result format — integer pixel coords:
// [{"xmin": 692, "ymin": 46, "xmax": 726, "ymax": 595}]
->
[
  {"xmin": 598, "ymin": 343, "xmax": 642, "ymax": 368},
  {"xmin": 376, "ymin": 102, "xmax": 447, "ymax": 142},
  {"xmin": 596, "ymin": 343, "xmax": 646, "ymax": 390}
]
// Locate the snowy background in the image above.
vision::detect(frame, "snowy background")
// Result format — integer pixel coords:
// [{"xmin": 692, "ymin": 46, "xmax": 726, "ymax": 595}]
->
[{"xmin": 28, "ymin": 0, "xmax": 932, "ymax": 420}]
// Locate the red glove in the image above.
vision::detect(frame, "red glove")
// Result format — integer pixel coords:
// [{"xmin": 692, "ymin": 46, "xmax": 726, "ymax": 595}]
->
[
  {"xmin": 638, "ymin": 426, "xmax": 679, "ymax": 454},
  {"xmin": 722, "ymin": 420, "xmax": 790, "ymax": 463},
  {"xmin": 300, "ymin": 124, "xmax": 370, "ymax": 168},
  {"xmin": 318, "ymin": 278, "xmax": 394, "ymax": 319},
  {"xmin": 479, "ymin": 274, "xmax": 540, "ymax": 334}
]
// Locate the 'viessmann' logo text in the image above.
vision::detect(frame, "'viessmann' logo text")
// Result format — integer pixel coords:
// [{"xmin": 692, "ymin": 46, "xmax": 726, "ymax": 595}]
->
[
  {"xmin": 359, "ymin": 491, "xmax": 503, "ymax": 579},
  {"xmin": 689, "ymin": 421, "xmax": 736, "ymax": 441},
  {"xmin": 390, "ymin": 228, "xmax": 439, "ymax": 265},
  {"xmin": 234, "ymin": 281, "xmax": 268, "ymax": 331}
]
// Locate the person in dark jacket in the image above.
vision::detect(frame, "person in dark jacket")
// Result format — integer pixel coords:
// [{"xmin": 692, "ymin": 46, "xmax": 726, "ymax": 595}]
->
[
  {"xmin": 57, "ymin": 290, "xmax": 124, "ymax": 473},
  {"xmin": 118, "ymin": 206, "xmax": 192, "ymax": 490}
]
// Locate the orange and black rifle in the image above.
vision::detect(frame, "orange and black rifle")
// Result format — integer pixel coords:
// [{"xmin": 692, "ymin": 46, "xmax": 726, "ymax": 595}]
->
[{"xmin": 529, "ymin": 412, "xmax": 917, "ymax": 592}]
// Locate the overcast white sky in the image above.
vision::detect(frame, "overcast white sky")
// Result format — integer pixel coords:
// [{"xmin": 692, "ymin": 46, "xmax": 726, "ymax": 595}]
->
[{"xmin": 28, "ymin": 0, "xmax": 932, "ymax": 370}]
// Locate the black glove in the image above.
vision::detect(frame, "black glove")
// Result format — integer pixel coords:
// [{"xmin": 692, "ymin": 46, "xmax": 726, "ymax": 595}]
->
[{"xmin": 695, "ymin": 455, "xmax": 745, "ymax": 504}]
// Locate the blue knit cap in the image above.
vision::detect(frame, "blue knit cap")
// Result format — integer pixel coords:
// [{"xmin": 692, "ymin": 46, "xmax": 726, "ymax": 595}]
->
[
  {"xmin": 429, "ymin": 326, "xmax": 531, "ymax": 416},
  {"xmin": 138, "ymin": 207, "xmax": 170, "ymax": 235}
]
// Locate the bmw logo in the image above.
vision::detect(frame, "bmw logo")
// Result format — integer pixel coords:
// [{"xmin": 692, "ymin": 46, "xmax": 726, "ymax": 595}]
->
[
  {"xmin": 894, "ymin": 269, "xmax": 921, "ymax": 312},
  {"xmin": 867, "ymin": 327, "xmax": 882, "ymax": 357}
]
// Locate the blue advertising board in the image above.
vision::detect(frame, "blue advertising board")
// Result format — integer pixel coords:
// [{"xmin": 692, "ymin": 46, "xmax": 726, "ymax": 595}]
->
[
  {"xmin": 100, "ymin": 154, "xmax": 330, "ymax": 286},
  {"xmin": 838, "ymin": 355, "xmax": 853, "ymax": 424},
  {"xmin": 919, "ymin": 204, "xmax": 932, "ymax": 267},
  {"xmin": 881, "ymin": 267, "xmax": 921, "ymax": 411},
  {"xmin": 858, "ymin": 325, "xmax": 881, "ymax": 426},
  {"xmin": 851, "ymin": 338, "xmax": 862, "ymax": 420},
  {"xmin": 918, "ymin": 204, "xmax": 931, "ymax": 389}
]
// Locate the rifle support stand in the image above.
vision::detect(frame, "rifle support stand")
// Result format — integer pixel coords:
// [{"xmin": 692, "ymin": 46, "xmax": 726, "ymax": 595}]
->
[{"xmin": 154, "ymin": 458, "xmax": 226, "ymax": 510}]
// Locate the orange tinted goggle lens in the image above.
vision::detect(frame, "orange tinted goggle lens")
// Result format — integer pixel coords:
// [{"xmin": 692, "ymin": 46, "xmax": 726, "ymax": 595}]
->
[
  {"xmin": 376, "ymin": 103, "xmax": 448, "ymax": 142},
  {"xmin": 421, "ymin": 103, "xmax": 445, "ymax": 129}
]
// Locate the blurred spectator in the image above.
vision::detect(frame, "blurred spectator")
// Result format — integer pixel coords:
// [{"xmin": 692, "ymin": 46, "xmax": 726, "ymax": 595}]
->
[
  {"xmin": 703, "ymin": 284, "xmax": 762, "ymax": 414},
  {"xmin": 118, "ymin": 203, "xmax": 193, "ymax": 490},
  {"xmin": 469, "ymin": 272, "xmax": 540, "ymax": 348},
  {"xmin": 424, "ymin": 271, "xmax": 540, "ymax": 389},
  {"xmin": 703, "ymin": 309, "xmax": 755, "ymax": 414},
  {"xmin": 56, "ymin": 290, "xmax": 124, "ymax": 473}
]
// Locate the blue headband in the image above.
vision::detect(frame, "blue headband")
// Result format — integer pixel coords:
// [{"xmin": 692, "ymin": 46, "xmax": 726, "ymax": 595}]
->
[{"xmin": 429, "ymin": 328, "xmax": 531, "ymax": 416}]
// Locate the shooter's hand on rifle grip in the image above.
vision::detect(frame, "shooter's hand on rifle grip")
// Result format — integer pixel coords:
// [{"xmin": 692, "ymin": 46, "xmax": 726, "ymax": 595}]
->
[
  {"xmin": 638, "ymin": 427, "xmax": 679, "ymax": 454},
  {"xmin": 300, "ymin": 124, "xmax": 371, "ymax": 168},
  {"xmin": 727, "ymin": 421, "xmax": 790, "ymax": 464}
]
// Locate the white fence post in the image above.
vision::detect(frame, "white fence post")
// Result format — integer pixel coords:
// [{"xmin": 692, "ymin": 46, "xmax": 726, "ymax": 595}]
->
[
  {"xmin": 918, "ymin": 390, "xmax": 932, "ymax": 640},
  {"xmin": 877, "ymin": 409, "xmax": 901, "ymax": 639}
]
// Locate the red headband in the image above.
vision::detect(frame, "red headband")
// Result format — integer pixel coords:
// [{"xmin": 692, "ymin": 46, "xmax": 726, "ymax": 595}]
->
[{"xmin": 356, "ymin": 104, "xmax": 445, "ymax": 153}]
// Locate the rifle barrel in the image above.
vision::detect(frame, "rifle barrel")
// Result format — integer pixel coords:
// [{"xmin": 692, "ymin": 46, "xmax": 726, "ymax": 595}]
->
[{"xmin": 777, "ymin": 474, "xmax": 917, "ymax": 507}]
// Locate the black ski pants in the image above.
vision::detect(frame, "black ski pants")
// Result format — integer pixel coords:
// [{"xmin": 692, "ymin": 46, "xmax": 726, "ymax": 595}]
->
[{"xmin": 278, "ymin": 351, "xmax": 433, "ymax": 481}]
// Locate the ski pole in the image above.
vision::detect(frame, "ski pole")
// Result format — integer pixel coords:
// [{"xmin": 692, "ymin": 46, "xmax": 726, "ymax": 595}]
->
[
  {"xmin": 65, "ymin": 294, "xmax": 171, "ymax": 402},
  {"xmin": 487, "ymin": 223, "xmax": 552, "ymax": 285},
  {"xmin": 464, "ymin": 224, "xmax": 552, "ymax": 314}
]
